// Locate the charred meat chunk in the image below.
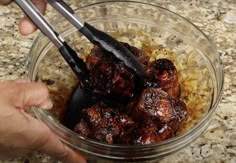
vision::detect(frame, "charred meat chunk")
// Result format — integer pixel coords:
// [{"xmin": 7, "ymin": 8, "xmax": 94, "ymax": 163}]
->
[
  {"xmin": 119, "ymin": 100, "xmax": 186, "ymax": 145},
  {"xmin": 132, "ymin": 88, "xmax": 186, "ymax": 123},
  {"xmin": 119, "ymin": 88, "xmax": 187, "ymax": 145},
  {"xmin": 146, "ymin": 58, "xmax": 180, "ymax": 98},
  {"xmin": 118, "ymin": 118, "xmax": 179, "ymax": 145},
  {"xmin": 74, "ymin": 103, "xmax": 134, "ymax": 144},
  {"xmin": 86, "ymin": 43, "xmax": 149, "ymax": 102},
  {"xmin": 156, "ymin": 106, "xmax": 186, "ymax": 142},
  {"xmin": 118, "ymin": 118, "xmax": 161, "ymax": 145},
  {"xmin": 134, "ymin": 88, "xmax": 175, "ymax": 122}
]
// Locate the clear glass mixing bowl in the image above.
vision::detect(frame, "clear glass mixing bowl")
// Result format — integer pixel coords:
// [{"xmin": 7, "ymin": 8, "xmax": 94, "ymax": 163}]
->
[{"xmin": 26, "ymin": 1, "xmax": 223, "ymax": 162}]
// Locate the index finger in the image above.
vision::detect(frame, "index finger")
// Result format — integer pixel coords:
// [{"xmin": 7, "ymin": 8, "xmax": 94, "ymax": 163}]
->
[
  {"xmin": 19, "ymin": 0, "xmax": 47, "ymax": 35},
  {"xmin": 0, "ymin": 0, "xmax": 12, "ymax": 5}
]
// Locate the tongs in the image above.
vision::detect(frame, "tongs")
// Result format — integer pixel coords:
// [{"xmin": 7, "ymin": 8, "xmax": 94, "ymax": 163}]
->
[{"xmin": 15, "ymin": 0, "xmax": 146, "ymax": 129}]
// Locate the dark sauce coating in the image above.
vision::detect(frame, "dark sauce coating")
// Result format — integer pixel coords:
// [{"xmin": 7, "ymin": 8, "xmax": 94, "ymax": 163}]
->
[
  {"xmin": 74, "ymin": 103, "xmax": 134, "ymax": 144},
  {"xmin": 146, "ymin": 58, "xmax": 180, "ymax": 98},
  {"xmin": 72, "ymin": 42, "xmax": 187, "ymax": 144},
  {"xmin": 86, "ymin": 43, "xmax": 149, "ymax": 102},
  {"xmin": 135, "ymin": 88, "xmax": 180, "ymax": 122}
]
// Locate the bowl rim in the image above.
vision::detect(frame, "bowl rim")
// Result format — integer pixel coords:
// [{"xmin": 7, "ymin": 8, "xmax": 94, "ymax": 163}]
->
[{"xmin": 30, "ymin": 0, "xmax": 224, "ymax": 149}]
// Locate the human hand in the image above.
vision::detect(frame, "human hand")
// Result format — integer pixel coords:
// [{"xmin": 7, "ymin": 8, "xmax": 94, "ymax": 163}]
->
[
  {"xmin": 0, "ymin": 80, "xmax": 86, "ymax": 163},
  {"xmin": 0, "ymin": 0, "xmax": 47, "ymax": 35}
]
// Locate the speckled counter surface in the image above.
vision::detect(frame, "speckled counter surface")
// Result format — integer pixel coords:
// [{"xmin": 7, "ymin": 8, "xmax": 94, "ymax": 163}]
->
[{"xmin": 0, "ymin": 0, "xmax": 235, "ymax": 162}]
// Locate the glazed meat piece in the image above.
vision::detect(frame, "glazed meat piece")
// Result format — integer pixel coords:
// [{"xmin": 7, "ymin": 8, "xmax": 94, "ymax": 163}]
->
[
  {"xmin": 156, "ymin": 108, "xmax": 187, "ymax": 142},
  {"xmin": 134, "ymin": 88, "xmax": 174, "ymax": 122},
  {"xmin": 86, "ymin": 42, "xmax": 149, "ymax": 102},
  {"xmin": 74, "ymin": 119, "xmax": 90, "ymax": 137},
  {"xmin": 146, "ymin": 58, "xmax": 180, "ymax": 98},
  {"xmin": 74, "ymin": 103, "xmax": 134, "ymax": 144},
  {"xmin": 119, "ymin": 100, "xmax": 186, "ymax": 145},
  {"xmin": 118, "ymin": 118, "xmax": 179, "ymax": 145},
  {"xmin": 173, "ymin": 100, "xmax": 187, "ymax": 121},
  {"xmin": 133, "ymin": 88, "xmax": 186, "ymax": 123},
  {"xmin": 118, "ymin": 118, "xmax": 161, "ymax": 145}
]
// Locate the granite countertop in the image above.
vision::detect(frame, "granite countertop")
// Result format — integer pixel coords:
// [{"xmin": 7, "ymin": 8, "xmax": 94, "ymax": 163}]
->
[{"xmin": 0, "ymin": 0, "xmax": 235, "ymax": 162}]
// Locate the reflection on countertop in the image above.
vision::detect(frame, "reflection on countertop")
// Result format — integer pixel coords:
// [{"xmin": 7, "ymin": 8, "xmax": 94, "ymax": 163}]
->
[{"xmin": 0, "ymin": 0, "xmax": 235, "ymax": 162}]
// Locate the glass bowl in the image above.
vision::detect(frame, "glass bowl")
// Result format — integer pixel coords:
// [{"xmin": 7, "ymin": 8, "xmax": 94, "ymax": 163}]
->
[{"xmin": 27, "ymin": 1, "xmax": 223, "ymax": 162}]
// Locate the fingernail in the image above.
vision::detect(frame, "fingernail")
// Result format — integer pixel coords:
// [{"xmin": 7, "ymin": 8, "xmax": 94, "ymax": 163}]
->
[
  {"xmin": 19, "ymin": 18, "xmax": 37, "ymax": 36},
  {"xmin": 40, "ymin": 99, "xmax": 53, "ymax": 109}
]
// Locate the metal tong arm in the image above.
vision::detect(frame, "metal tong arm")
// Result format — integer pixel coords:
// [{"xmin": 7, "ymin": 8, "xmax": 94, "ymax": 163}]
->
[
  {"xmin": 15, "ymin": 0, "xmax": 89, "ymax": 81},
  {"xmin": 15, "ymin": 0, "xmax": 64, "ymax": 49},
  {"xmin": 47, "ymin": 0, "xmax": 84, "ymax": 30}
]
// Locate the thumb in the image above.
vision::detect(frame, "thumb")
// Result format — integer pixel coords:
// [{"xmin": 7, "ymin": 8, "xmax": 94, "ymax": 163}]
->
[
  {"xmin": 38, "ymin": 128, "xmax": 86, "ymax": 163},
  {"xmin": 19, "ymin": 0, "xmax": 47, "ymax": 35},
  {"xmin": 13, "ymin": 82, "xmax": 53, "ymax": 110}
]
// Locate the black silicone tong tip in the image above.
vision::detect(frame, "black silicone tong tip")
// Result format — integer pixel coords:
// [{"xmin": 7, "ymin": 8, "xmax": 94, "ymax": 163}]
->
[
  {"xmin": 58, "ymin": 42, "xmax": 100, "ymax": 129},
  {"xmin": 59, "ymin": 42, "xmax": 89, "ymax": 82},
  {"xmin": 63, "ymin": 85, "xmax": 102, "ymax": 129},
  {"xmin": 79, "ymin": 22, "xmax": 147, "ymax": 80}
]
